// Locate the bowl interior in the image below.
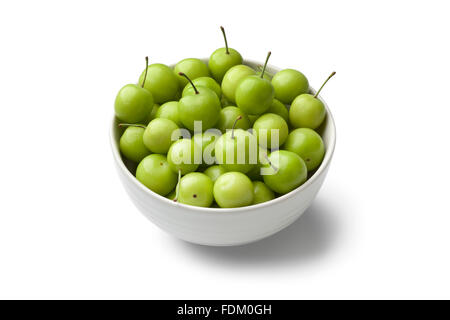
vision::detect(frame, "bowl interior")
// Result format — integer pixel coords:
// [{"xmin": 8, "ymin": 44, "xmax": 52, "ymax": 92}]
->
[{"xmin": 110, "ymin": 59, "xmax": 336, "ymax": 213}]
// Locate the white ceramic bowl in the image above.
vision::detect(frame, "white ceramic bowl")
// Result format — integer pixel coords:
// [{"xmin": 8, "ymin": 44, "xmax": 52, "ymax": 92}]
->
[{"xmin": 110, "ymin": 59, "xmax": 336, "ymax": 246}]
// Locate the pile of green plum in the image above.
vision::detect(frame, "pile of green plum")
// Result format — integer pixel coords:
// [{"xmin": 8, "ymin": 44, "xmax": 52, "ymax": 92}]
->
[{"xmin": 114, "ymin": 27, "xmax": 335, "ymax": 208}]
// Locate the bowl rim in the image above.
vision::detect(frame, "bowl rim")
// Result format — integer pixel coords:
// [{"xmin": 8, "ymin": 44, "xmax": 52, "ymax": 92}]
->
[{"xmin": 110, "ymin": 58, "xmax": 336, "ymax": 215}]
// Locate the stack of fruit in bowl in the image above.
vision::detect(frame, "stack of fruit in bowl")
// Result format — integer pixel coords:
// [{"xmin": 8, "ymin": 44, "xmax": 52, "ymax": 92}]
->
[{"xmin": 113, "ymin": 27, "xmax": 335, "ymax": 209}]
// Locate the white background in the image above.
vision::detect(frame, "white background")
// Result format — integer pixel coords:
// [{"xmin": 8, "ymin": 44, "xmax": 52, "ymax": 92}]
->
[{"xmin": 1, "ymin": 0, "xmax": 449, "ymax": 299}]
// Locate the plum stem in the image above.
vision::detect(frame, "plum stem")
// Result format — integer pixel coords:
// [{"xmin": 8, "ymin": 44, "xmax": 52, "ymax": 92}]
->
[
  {"xmin": 118, "ymin": 123, "xmax": 146, "ymax": 129},
  {"xmin": 314, "ymin": 71, "xmax": 336, "ymax": 98},
  {"xmin": 260, "ymin": 51, "xmax": 271, "ymax": 79},
  {"xmin": 220, "ymin": 26, "xmax": 229, "ymax": 54},
  {"xmin": 178, "ymin": 72, "xmax": 199, "ymax": 94},
  {"xmin": 231, "ymin": 115, "xmax": 242, "ymax": 139},
  {"xmin": 257, "ymin": 65, "xmax": 274, "ymax": 78},
  {"xmin": 141, "ymin": 56, "xmax": 149, "ymax": 88}
]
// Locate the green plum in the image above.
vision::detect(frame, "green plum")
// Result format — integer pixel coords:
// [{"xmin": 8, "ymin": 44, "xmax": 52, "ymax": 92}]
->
[
  {"xmin": 182, "ymin": 76, "xmax": 221, "ymax": 98},
  {"xmin": 203, "ymin": 165, "xmax": 227, "ymax": 182},
  {"xmin": 209, "ymin": 26, "xmax": 243, "ymax": 83},
  {"xmin": 167, "ymin": 138, "xmax": 200, "ymax": 175},
  {"xmin": 213, "ymin": 172, "xmax": 254, "ymax": 208},
  {"xmin": 221, "ymin": 64, "xmax": 255, "ymax": 103},
  {"xmin": 115, "ymin": 85, "xmax": 153, "ymax": 123},
  {"xmin": 253, "ymin": 113, "xmax": 289, "ymax": 150},
  {"xmin": 271, "ymin": 68, "xmax": 309, "ymax": 104},
  {"xmin": 214, "ymin": 125, "xmax": 257, "ymax": 173},
  {"xmin": 119, "ymin": 126, "xmax": 151, "ymax": 163},
  {"xmin": 267, "ymin": 99, "xmax": 288, "ymax": 122},
  {"xmin": 216, "ymin": 106, "xmax": 250, "ymax": 133},
  {"xmin": 174, "ymin": 58, "xmax": 210, "ymax": 87},
  {"xmin": 176, "ymin": 172, "xmax": 214, "ymax": 207},
  {"xmin": 262, "ymin": 150, "xmax": 307, "ymax": 194},
  {"xmin": 283, "ymin": 128, "xmax": 325, "ymax": 171},
  {"xmin": 289, "ymin": 95, "xmax": 326, "ymax": 129},
  {"xmin": 156, "ymin": 101, "xmax": 182, "ymax": 127},
  {"xmin": 177, "ymin": 73, "xmax": 221, "ymax": 131},
  {"xmin": 139, "ymin": 63, "xmax": 180, "ymax": 104},
  {"xmin": 252, "ymin": 181, "xmax": 275, "ymax": 204},
  {"xmin": 143, "ymin": 118, "xmax": 179, "ymax": 154},
  {"xmin": 115, "ymin": 57, "xmax": 154, "ymax": 123},
  {"xmin": 235, "ymin": 52, "xmax": 274, "ymax": 115},
  {"xmin": 289, "ymin": 72, "xmax": 335, "ymax": 129},
  {"xmin": 136, "ymin": 154, "xmax": 177, "ymax": 196}
]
